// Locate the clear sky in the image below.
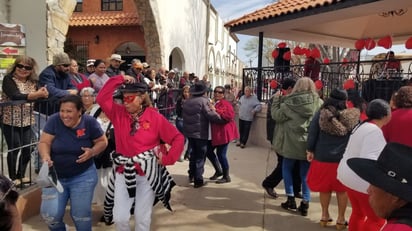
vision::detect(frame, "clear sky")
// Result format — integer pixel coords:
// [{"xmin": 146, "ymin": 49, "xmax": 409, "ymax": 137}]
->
[
  {"xmin": 210, "ymin": 0, "xmax": 273, "ymax": 65},
  {"xmin": 210, "ymin": 0, "xmax": 411, "ymax": 65}
]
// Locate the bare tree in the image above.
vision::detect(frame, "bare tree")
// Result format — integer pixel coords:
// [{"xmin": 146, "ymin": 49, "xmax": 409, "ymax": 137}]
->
[{"xmin": 242, "ymin": 37, "xmax": 351, "ymax": 67}]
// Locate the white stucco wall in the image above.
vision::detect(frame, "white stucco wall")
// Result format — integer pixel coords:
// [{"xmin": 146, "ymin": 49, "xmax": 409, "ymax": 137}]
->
[
  {"xmin": 156, "ymin": 0, "xmax": 207, "ymax": 76},
  {"xmin": 9, "ymin": 0, "xmax": 48, "ymax": 70}
]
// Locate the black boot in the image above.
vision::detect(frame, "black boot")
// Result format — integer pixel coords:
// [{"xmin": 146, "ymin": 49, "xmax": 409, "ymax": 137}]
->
[
  {"xmin": 281, "ymin": 196, "xmax": 297, "ymax": 210},
  {"xmin": 297, "ymin": 200, "xmax": 309, "ymax": 216},
  {"xmin": 216, "ymin": 169, "xmax": 231, "ymax": 184},
  {"xmin": 209, "ymin": 159, "xmax": 223, "ymax": 180}
]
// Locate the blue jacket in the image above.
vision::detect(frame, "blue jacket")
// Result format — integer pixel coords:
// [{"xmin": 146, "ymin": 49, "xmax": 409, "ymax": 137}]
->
[{"xmin": 39, "ymin": 65, "xmax": 76, "ymax": 98}]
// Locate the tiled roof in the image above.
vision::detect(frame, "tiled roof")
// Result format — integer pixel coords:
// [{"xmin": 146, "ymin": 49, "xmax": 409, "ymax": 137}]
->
[
  {"xmin": 225, "ymin": 0, "xmax": 339, "ymax": 27},
  {"xmin": 70, "ymin": 12, "xmax": 140, "ymax": 27}
]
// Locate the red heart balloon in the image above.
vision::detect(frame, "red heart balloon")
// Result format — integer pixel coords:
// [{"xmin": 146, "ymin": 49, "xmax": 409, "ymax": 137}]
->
[
  {"xmin": 270, "ymin": 80, "xmax": 278, "ymax": 89},
  {"xmin": 365, "ymin": 38, "xmax": 376, "ymax": 50},
  {"xmin": 278, "ymin": 42, "xmax": 287, "ymax": 48},
  {"xmin": 303, "ymin": 48, "xmax": 311, "ymax": 58},
  {"xmin": 355, "ymin": 39, "xmax": 365, "ymax": 50},
  {"xmin": 272, "ymin": 49, "xmax": 279, "ymax": 58},
  {"xmin": 283, "ymin": 51, "xmax": 291, "ymax": 61},
  {"xmin": 310, "ymin": 48, "xmax": 321, "ymax": 59},
  {"xmin": 314, "ymin": 80, "xmax": 323, "ymax": 90},
  {"xmin": 323, "ymin": 58, "xmax": 330, "ymax": 64},
  {"xmin": 405, "ymin": 37, "xmax": 412, "ymax": 49},
  {"xmin": 378, "ymin": 36, "xmax": 392, "ymax": 49},
  {"xmin": 293, "ymin": 46, "xmax": 302, "ymax": 55}
]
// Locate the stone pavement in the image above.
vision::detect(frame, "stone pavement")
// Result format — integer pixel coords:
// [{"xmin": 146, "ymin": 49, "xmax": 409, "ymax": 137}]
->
[{"xmin": 22, "ymin": 142, "xmax": 351, "ymax": 230}]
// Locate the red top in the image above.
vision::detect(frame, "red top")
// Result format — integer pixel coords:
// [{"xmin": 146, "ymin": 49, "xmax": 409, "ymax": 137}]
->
[
  {"xmin": 96, "ymin": 75, "xmax": 184, "ymax": 175},
  {"xmin": 211, "ymin": 99, "xmax": 239, "ymax": 146},
  {"xmin": 382, "ymin": 108, "xmax": 412, "ymax": 147},
  {"xmin": 304, "ymin": 57, "xmax": 320, "ymax": 81},
  {"xmin": 385, "ymin": 60, "xmax": 401, "ymax": 71}
]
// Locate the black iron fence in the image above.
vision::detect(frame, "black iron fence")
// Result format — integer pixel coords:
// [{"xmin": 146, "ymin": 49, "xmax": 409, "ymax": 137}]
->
[
  {"xmin": 243, "ymin": 58, "xmax": 412, "ymax": 102},
  {"xmin": 0, "ymin": 95, "xmax": 180, "ymax": 190}
]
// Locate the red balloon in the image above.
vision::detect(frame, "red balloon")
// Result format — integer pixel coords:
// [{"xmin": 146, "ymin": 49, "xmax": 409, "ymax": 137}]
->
[
  {"xmin": 343, "ymin": 79, "xmax": 355, "ymax": 90},
  {"xmin": 405, "ymin": 37, "xmax": 412, "ymax": 49},
  {"xmin": 310, "ymin": 48, "xmax": 321, "ymax": 59},
  {"xmin": 323, "ymin": 58, "xmax": 330, "ymax": 64},
  {"xmin": 278, "ymin": 42, "xmax": 287, "ymax": 48},
  {"xmin": 365, "ymin": 38, "xmax": 376, "ymax": 50},
  {"xmin": 293, "ymin": 46, "xmax": 302, "ymax": 55},
  {"xmin": 302, "ymin": 48, "xmax": 311, "ymax": 57},
  {"xmin": 314, "ymin": 80, "xmax": 323, "ymax": 90},
  {"xmin": 272, "ymin": 49, "xmax": 279, "ymax": 58},
  {"xmin": 354, "ymin": 39, "xmax": 365, "ymax": 50},
  {"xmin": 378, "ymin": 36, "xmax": 392, "ymax": 49},
  {"xmin": 283, "ymin": 51, "xmax": 291, "ymax": 61},
  {"xmin": 270, "ymin": 80, "xmax": 278, "ymax": 89},
  {"xmin": 342, "ymin": 58, "xmax": 349, "ymax": 63}
]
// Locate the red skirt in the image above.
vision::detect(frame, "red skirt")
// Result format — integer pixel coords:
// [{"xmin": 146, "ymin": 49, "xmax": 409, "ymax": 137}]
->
[{"xmin": 307, "ymin": 159, "xmax": 346, "ymax": 192}]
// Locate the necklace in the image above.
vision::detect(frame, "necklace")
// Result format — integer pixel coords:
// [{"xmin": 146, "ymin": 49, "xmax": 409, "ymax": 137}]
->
[{"xmin": 130, "ymin": 107, "xmax": 146, "ymax": 136}]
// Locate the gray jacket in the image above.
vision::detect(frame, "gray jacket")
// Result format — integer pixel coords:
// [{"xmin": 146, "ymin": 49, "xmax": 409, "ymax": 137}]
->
[
  {"xmin": 238, "ymin": 95, "xmax": 262, "ymax": 121},
  {"xmin": 182, "ymin": 95, "xmax": 222, "ymax": 140}
]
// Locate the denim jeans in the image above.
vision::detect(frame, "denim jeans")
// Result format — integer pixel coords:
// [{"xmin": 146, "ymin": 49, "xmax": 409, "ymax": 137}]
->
[
  {"xmin": 214, "ymin": 143, "xmax": 229, "ymax": 170},
  {"xmin": 188, "ymin": 138, "xmax": 208, "ymax": 185},
  {"xmin": 40, "ymin": 164, "xmax": 97, "ymax": 231},
  {"xmin": 282, "ymin": 157, "xmax": 311, "ymax": 201},
  {"xmin": 262, "ymin": 153, "xmax": 302, "ymax": 192}
]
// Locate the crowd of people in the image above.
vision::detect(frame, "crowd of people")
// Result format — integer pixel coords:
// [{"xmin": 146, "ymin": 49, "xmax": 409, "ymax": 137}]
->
[
  {"xmin": 2, "ymin": 51, "xmax": 412, "ymax": 231},
  {"xmin": 262, "ymin": 73, "xmax": 412, "ymax": 231},
  {"xmin": 0, "ymin": 52, "xmax": 247, "ymax": 230}
]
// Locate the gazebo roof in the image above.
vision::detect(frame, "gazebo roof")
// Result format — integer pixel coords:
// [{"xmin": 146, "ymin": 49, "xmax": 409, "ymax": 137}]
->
[{"xmin": 225, "ymin": 0, "xmax": 412, "ymax": 48}]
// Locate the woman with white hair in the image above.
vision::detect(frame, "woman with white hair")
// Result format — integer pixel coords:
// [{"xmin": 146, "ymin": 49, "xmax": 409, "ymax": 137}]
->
[{"xmin": 237, "ymin": 86, "xmax": 262, "ymax": 148}]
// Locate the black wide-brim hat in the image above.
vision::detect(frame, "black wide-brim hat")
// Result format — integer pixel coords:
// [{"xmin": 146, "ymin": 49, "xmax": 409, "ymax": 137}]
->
[
  {"xmin": 190, "ymin": 81, "xmax": 207, "ymax": 96},
  {"xmin": 119, "ymin": 82, "xmax": 148, "ymax": 93},
  {"xmin": 348, "ymin": 142, "xmax": 412, "ymax": 202}
]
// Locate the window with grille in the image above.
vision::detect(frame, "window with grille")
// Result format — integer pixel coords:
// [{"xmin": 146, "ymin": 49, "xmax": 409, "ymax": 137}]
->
[
  {"xmin": 102, "ymin": 0, "xmax": 123, "ymax": 11},
  {"xmin": 74, "ymin": 0, "xmax": 83, "ymax": 12}
]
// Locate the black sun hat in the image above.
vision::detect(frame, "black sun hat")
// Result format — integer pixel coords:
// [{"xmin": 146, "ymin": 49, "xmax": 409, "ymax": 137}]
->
[
  {"xmin": 119, "ymin": 82, "xmax": 148, "ymax": 94},
  {"xmin": 190, "ymin": 81, "xmax": 207, "ymax": 96},
  {"xmin": 348, "ymin": 142, "xmax": 412, "ymax": 202}
]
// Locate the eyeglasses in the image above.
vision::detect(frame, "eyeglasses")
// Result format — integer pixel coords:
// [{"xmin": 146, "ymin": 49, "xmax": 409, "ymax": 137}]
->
[
  {"xmin": 61, "ymin": 64, "xmax": 70, "ymax": 67},
  {"xmin": 214, "ymin": 90, "xmax": 224, "ymax": 94},
  {"xmin": 123, "ymin": 95, "xmax": 139, "ymax": 104},
  {"xmin": 0, "ymin": 181, "xmax": 15, "ymax": 201},
  {"xmin": 16, "ymin": 63, "xmax": 33, "ymax": 71}
]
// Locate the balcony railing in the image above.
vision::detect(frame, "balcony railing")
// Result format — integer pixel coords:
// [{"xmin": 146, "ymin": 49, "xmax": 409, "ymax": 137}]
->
[{"xmin": 243, "ymin": 58, "xmax": 412, "ymax": 102}]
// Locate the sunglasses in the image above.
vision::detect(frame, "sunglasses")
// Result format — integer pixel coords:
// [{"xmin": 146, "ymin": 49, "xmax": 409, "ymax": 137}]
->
[
  {"xmin": 0, "ymin": 181, "xmax": 15, "ymax": 201},
  {"xmin": 61, "ymin": 64, "xmax": 70, "ymax": 67},
  {"xmin": 16, "ymin": 63, "xmax": 33, "ymax": 71},
  {"xmin": 123, "ymin": 95, "xmax": 138, "ymax": 104},
  {"xmin": 214, "ymin": 90, "xmax": 224, "ymax": 94}
]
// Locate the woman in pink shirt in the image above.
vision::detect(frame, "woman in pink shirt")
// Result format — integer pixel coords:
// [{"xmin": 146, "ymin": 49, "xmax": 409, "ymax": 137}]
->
[{"xmin": 96, "ymin": 74, "xmax": 184, "ymax": 230}]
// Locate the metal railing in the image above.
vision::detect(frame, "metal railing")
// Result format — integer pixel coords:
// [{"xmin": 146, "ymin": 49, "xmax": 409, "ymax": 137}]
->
[
  {"xmin": 243, "ymin": 58, "xmax": 412, "ymax": 102},
  {"xmin": 0, "ymin": 94, "xmax": 181, "ymax": 190}
]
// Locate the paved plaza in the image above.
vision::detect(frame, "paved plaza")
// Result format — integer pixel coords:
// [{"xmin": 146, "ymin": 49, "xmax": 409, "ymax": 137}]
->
[{"xmin": 22, "ymin": 142, "xmax": 350, "ymax": 230}]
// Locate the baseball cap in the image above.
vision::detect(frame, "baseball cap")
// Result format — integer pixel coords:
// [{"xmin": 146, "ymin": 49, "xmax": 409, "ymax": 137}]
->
[{"xmin": 86, "ymin": 59, "xmax": 96, "ymax": 67}]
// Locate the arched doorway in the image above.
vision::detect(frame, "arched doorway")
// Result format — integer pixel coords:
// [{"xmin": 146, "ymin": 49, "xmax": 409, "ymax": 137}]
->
[
  {"xmin": 114, "ymin": 41, "xmax": 146, "ymax": 70},
  {"xmin": 169, "ymin": 47, "xmax": 185, "ymax": 74}
]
